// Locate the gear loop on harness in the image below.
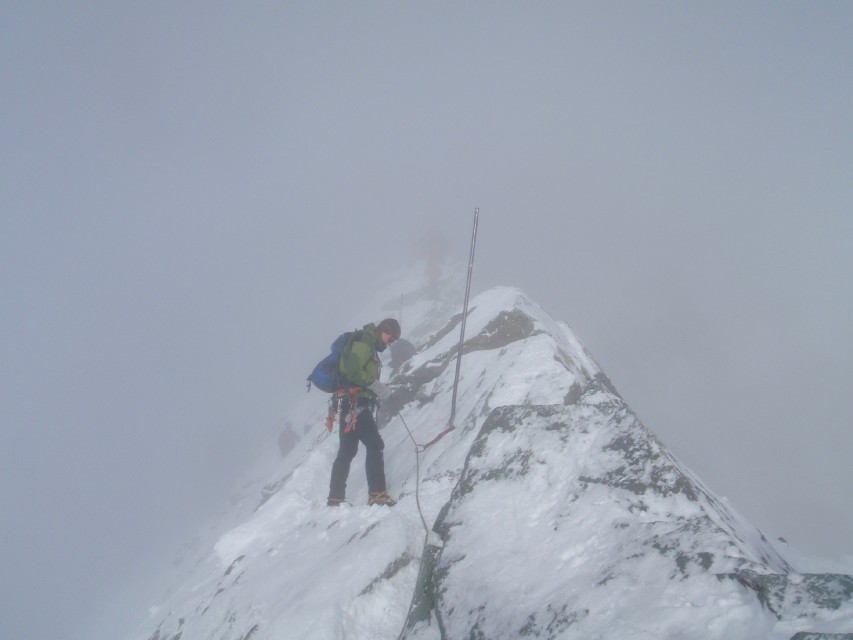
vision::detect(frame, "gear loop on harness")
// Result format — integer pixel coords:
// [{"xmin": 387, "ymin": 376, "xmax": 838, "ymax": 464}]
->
[{"xmin": 325, "ymin": 386, "xmax": 379, "ymax": 433}]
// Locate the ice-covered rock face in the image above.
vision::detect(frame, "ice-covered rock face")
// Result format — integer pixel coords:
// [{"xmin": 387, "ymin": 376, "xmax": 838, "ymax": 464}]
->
[
  {"xmin": 424, "ymin": 384, "xmax": 794, "ymax": 640},
  {"xmin": 136, "ymin": 275, "xmax": 853, "ymax": 640}
]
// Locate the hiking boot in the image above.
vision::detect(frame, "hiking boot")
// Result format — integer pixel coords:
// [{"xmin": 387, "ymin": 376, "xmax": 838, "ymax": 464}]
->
[
  {"xmin": 327, "ymin": 497, "xmax": 345, "ymax": 507},
  {"xmin": 367, "ymin": 491, "xmax": 397, "ymax": 507}
]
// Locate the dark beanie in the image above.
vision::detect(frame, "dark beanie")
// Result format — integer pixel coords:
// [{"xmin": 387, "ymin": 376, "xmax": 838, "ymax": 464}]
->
[{"xmin": 377, "ymin": 318, "xmax": 401, "ymax": 339}]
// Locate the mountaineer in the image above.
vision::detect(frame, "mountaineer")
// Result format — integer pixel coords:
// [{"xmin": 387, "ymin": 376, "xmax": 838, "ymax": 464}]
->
[{"xmin": 327, "ymin": 318, "xmax": 401, "ymax": 507}]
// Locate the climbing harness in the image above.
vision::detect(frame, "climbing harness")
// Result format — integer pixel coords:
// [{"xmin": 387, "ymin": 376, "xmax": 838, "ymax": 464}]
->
[
  {"xmin": 325, "ymin": 387, "xmax": 359, "ymax": 432},
  {"xmin": 325, "ymin": 387, "xmax": 378, "ymax": 433}
]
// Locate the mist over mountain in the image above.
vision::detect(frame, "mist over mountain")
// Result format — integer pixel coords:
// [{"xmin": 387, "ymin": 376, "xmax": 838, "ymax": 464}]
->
[{"xmin": 130, "ymin": 266, "xmax": 853, "ymax": 640}]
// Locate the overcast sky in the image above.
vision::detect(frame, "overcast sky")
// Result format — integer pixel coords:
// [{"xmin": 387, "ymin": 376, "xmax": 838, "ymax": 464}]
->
[{"xmin": 2, "ymin": 3, "xmax": 851, "ymax": 639}]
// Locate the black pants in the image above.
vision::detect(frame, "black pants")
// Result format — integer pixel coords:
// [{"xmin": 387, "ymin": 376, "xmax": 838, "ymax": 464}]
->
[{"xmin": 328, "ymin": 397, "xmax": 386, "ymax": 500}]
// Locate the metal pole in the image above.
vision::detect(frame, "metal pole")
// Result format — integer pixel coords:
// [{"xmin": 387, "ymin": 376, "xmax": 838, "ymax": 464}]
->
[{"xmin": 448, "ymin": 208, "xmax": 479, "ymax": 430}]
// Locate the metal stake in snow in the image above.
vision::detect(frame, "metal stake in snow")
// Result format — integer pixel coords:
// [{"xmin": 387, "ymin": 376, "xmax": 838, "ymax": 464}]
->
[{"xmin": 420, "ymin": 208, "xmax": 479, "ymax": 451}]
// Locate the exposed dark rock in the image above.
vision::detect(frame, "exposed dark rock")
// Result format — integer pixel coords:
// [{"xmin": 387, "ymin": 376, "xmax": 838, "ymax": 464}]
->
[{"xmin": 726, "ymin": 569, "xmax": 853, "ymax": 619}]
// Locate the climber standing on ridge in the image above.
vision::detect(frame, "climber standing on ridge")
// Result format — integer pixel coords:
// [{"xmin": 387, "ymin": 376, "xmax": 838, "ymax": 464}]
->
[{"xmin": 327, "ymin": 318, "xmax": 401, "ymax": 507}]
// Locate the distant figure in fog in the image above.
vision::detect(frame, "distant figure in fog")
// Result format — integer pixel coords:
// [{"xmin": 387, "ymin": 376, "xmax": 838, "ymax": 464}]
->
[
  {"xmin": 278, "ymin": 422, "xmax": 298, "ymax": 458},
  {"xmin": 415, "ymin": 229, "xmax": 450, "ymax": 294}
]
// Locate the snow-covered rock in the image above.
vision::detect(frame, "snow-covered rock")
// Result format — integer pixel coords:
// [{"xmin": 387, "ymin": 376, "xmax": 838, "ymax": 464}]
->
[{"xmin": 133, "ymin": 267, "xmax": 853, "ymax": 640}]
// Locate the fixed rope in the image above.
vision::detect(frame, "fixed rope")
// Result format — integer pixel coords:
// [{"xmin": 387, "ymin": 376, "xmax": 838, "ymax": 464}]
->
[
  {"xmin": 399, "ymin": 412, "xmax": 429, "ymax": 535},
  {"xmin": 396, "ymin": 411, "xmax": 431, "ymax": 640}
]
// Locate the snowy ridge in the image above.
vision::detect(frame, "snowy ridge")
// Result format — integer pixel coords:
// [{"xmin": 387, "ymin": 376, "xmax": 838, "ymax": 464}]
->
[{"xmin": 134, "ymin": 271, "xmax": 853, "ymax": 640}]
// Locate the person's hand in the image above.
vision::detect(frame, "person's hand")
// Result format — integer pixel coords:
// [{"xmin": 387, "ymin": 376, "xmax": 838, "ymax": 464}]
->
[{"xmin": 369, "ymin": 380, "xmax": 390, "ymax": 400}]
